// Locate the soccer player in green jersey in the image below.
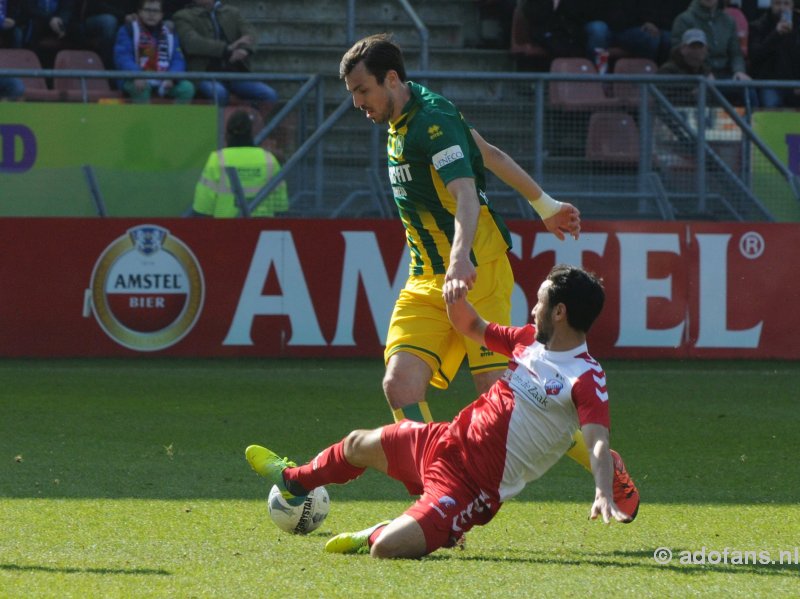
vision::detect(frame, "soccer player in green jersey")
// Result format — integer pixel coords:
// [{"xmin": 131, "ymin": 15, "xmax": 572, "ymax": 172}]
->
[{"xmin": 339, "ymin": 34, "xmax": 605, "ymax": 477}]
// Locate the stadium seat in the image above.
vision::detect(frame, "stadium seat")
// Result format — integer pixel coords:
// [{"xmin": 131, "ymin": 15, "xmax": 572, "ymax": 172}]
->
[
  {"xmin": 548, "ymin": 57, "xmax": 621, "ymax": 111},
  {"xmin": 612, "ymin": 58, "xmax": 657, "ymax": 108},
  {"xmin": 585, "ymin": 111, "xmax": 640, "ymax": 165},
  {"xmin": 0, "ymin": 49, "xmax": 61, "ymax": 101},
  {"xmin": 53, "ymin": 50, "xmax": 122, "ymax": 102},
  {"xmin": 725, "ymin": 7, "xmax": 749, "ymax": 58}
]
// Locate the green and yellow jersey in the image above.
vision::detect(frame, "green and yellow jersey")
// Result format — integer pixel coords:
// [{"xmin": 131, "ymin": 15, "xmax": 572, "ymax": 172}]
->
[{"xmin": 387, "ymin": 81, "xmax": 512, "ymax": 276}]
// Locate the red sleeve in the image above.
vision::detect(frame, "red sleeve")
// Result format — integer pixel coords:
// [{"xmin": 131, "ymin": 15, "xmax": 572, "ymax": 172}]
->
[
  {"xmin": 571, "ymin": 367, "xmax": 610, "ymax": 428},
  {"xmin": 483, "ymin": 323, "xmax": 536, "ymax": 359}
]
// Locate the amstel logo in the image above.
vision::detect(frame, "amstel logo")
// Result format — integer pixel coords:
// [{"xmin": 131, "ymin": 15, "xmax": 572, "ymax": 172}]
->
[{"xmin": 85, "ymin": 225, "xmax": 204, "ymax": 351}]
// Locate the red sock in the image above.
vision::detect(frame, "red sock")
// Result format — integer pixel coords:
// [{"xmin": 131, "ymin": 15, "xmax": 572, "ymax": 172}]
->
[
  {"xmin": 283, "ymin": 438, "xmax": 365, "ymax": 492},
  {"xmin": 368, "ymin": 524, "xmax": 388, "ymax": 547}
]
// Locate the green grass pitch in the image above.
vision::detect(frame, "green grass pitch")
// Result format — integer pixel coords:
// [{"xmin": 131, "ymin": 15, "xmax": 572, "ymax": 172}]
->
[{"xmin": 1, "ymin": 358, "xmax": 798, "ymax": 597}]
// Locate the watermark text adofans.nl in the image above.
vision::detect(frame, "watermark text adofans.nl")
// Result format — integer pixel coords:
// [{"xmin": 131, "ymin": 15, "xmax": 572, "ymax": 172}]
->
[{"xmin": 653, "ymin": 547, "xmax": 800, "ymax": 566}]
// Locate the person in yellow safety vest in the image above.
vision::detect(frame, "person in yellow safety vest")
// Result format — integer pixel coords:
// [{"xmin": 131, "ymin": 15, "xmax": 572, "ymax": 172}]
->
[{"xmin": 192, "ymin": 109, "xmax": 288, "ymax": 217}]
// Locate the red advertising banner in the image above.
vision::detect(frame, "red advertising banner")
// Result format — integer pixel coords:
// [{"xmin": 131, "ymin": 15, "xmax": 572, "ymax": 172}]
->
[{"xmin": 0, "ymin": 218, "xmax": 797, "ymax": 359}]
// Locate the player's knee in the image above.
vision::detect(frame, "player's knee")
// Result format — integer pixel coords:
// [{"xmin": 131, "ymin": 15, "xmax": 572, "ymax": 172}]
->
[
  {"xmin": 381, "ymin": 370, "xmax": 399, "ymax": 401},
  {"xmin": 342, "ymin": 429, "xmax": 372, "ymax": 463},
  {"xmin": 382, "ymin": 370, "xmax": 419, "ymax": 408}
]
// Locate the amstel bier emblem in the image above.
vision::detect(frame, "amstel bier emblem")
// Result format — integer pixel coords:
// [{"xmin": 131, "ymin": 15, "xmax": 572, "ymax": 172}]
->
[{"xmin": 85, "ymin": 225, "xmax": 204, "ymax": 351}]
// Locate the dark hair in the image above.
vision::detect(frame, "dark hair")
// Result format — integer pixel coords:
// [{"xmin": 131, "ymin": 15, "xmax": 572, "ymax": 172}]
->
[
  {"xmin": 225, "ymin": 110, "xmax": 255, "ymax": 147},
  {"xmin": 339, "ymin": 33, "xmax": 406, "ymax": 83},
  {"xmin": 138, "ymin": 0, "xmax": 163, "ymax": 10},
  {"xmin": 545, "ymin": 265, "xmax": 605, "ymax": 333}
]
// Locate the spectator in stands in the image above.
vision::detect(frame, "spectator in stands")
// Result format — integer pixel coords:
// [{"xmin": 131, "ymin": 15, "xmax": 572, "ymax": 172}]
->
[
  {"xmin": 671, "ymin": 0, "xmax": 756, "ymax": 105},
  {"xmin": 0, "ymin": 11, "xmax": 24, "ymax": 99},
  {"xmin": 659, "ymin": 27, "xmax": 713, "ymax": 75},
  {"xmin": 0, "ymin": 76, "xmax": 24, "ymax": 98},
  {"xmin": 15, "ymin": 0, "xmax": 74, "ymax": 67},
  {"xmin": 731, "ymin": 0, "xmax": 768, "ymax": 21},
  {"xmin": 749, "ymin": 0, "xmax": 800, "ymax": 107},
  {"xmin": 114, "ymin": 0, "xmax": 194, "ymax": 103},
  {"xmin": 0, "ymin": 9, "xmax": 24, "ymax": 99},
  {"xmin": 192, "ymin": 109, "xmax": 288, "ymax": 218},
  {"xmin": 511, "ymin": 0, "xmax": 610, "ymax": 71},
  {"xmin": 69, "ymin": 1, "xmax": 137, "ymax": 71},
  {"xmin": 607, "ymin": 0, "xmax": 690, "ymax": 64},
  {"xmin": 162, "ymin": 0, "xmax": 189, "ymax": 21},
  {"xmin": 475, "ymin": 0, "xmax": 516, "ymax": 48},
  {"xmin": 174, "ymin": 0, "xmax": 277, "ymax": 116},
  {"xmin": 1, "ymin": 0, "xmax": 21, "ymax": 46}
]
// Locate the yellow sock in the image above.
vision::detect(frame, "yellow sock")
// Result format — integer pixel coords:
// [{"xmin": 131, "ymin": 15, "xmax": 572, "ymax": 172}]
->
[
  {"xmin": 391, "ymin": 401, "xmax": 433, "ymax": 423},
  {"xmin": 565, "ymin": 429, "xmax": 592, "ymax": 472}
]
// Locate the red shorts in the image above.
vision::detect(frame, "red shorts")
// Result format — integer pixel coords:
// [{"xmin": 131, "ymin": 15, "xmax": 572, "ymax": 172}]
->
[{"xmin": 381, "ymin": 420, "xmax": 500, "ymax": 554}]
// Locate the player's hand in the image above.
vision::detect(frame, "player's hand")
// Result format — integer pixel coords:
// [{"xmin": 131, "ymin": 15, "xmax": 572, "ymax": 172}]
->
[
  {"xmin": 641, "ymin": 22, "xmax": 659, "ymax": 37},
  {"xmin": 443, "ymin": 259, "xmax": 476, "ymax": 304},
  {"xmin": 589, "ymin": 494, "xmax": 632, "ymax": 524},
  {"xmin": 543, "ymin": 202, "xmax": 580, "ymax": 240},
  {"xmin": 49, "ymin": 16, "xmax": 65, "ymax": 38},
  {"xmin": 229, "ymin": 48, "xmax": 249, "ymax": 63}
]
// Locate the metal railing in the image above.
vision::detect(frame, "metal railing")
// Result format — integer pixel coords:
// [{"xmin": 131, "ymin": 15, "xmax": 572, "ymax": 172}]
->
[{"xmin": 3, "ymin": 67, "xmax": 800, "ymax": 221}]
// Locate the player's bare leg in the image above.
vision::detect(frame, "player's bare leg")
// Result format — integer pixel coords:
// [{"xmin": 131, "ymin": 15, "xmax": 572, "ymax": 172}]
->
[
  {"xmin": 325, "ymin": 429, "xmax": 427, "ymax": 557},
  {"xmin": 370, "ymin": 515, "xmax": 427, "ymax": 558},
  {"xmin": 341, "ymin": 428, "xmax": 389, "ymax": 473},
  {"xmin": 383, "ymin": 352, "xmax": 434, "ymax": 422}
]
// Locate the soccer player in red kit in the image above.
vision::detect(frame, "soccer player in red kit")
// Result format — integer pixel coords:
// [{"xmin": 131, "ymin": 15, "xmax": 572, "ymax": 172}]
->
[{"xmin": 246, "ymin": 265, "xmax": 639, "ymax": 558}]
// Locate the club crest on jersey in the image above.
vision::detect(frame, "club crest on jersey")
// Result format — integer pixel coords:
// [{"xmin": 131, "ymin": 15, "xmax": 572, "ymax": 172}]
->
[
  {"xmin": 428, "ymin": 124, "xmax": 443, "ymax": 140},
  {"xmin": 388, "ymin": 134, "xmax": 404, "ymax": 159},
  {"xmin": 544, "ymin": 379, "xmax": 564, "ymax": 396},
  {"xmin": 84, "ymin": 225, "xmax": 204, "ymax": 351}
]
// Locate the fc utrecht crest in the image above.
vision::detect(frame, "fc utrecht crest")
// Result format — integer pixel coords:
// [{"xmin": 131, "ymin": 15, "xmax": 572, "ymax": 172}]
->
[{"xmin": 84, "ymin": 225, "xmax": 204, "ymax": 351}]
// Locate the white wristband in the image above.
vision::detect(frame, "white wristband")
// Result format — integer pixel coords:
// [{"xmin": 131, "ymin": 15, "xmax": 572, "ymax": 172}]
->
[{"xmin": 528, "ymin": 191, "xmax": 562, "ymax": 220}]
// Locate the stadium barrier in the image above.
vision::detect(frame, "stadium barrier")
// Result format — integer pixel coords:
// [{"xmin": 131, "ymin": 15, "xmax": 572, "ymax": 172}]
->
[
  {"xmin": 1, "ymin": 217, "xmax": 796, "ymax": 359},
  {"xmin": 2, "ymin": 68, "xmax": 800, "ymax": 221}
]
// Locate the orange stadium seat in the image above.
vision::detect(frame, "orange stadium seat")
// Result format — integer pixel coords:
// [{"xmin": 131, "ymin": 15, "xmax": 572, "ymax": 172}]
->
[
  {"xmin": 585, "ymin": 111, "xmax": 640, "ymax": 165},
  {"xmin": 549, "ymin": 57, "xmax": 621, "ymax": 111},
  {"xmin": 612, "ymin": 58, "xmax": 658, "ymax": 108},
  {"xmin": 53, "ymin": 50, "xmax": 122, "ymax": 102},
  {"xmin": 0, "ymin": 49, "xmax": 61, "ymax": 101}
]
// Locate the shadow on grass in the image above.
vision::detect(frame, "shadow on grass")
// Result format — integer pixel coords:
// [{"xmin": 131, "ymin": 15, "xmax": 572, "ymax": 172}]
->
[
  {"xmin": 430, "ymin": 549, "xmax": 799, "ymax": 576},
  {"xmin": 0, "ymin": 563, "xmax": 170, "ymax": 576}
]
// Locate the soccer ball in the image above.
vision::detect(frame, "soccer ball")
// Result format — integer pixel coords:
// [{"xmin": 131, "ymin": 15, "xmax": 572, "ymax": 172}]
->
[{"xmin": 267, "ymin": 484, "xmax": 330, "ymax": 534}]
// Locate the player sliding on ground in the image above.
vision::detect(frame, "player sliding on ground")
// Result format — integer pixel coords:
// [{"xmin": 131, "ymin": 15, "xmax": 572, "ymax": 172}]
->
[
  {"xmin": 339, "ymin": 34, "xmax": 633, "ymax": 500},
  {"xmin": 246, "ymin": 265, "xmax": 639, "ymax": 558}
]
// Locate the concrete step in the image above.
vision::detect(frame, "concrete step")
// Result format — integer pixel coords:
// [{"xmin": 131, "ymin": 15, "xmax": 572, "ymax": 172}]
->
[
  {"xmin": 252, "ymin": 46, "xmax": 513, "ymax": 77},
  {"xmin": 232, "ymin": 0, "xmax": 478, "ymax": 27},
  {"xmin": 250, "ymin": 18, "xmax": 465, "ymax": 48}
]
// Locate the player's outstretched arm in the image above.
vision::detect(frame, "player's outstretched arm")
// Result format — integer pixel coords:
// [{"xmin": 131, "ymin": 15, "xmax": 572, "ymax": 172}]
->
[
  {"xmin": 445, "ymin": 295, "xmax": 488, "ymax": 346},
  {"xmin": 582, "ymin": 423, "xmax": 632, "ymax": 524},
  {"xmin": 470, "ymin": 129, "xmax": 580, "ymax": 240},
  {"xmin": 444, "ymin": 176, "xmax": 480, "ymax": 301}
]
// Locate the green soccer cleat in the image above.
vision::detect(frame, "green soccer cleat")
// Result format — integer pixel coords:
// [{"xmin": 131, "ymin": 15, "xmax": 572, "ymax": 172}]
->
[
  {"xmin": 324, "ymin": 520, "xmax": 391, "ymax": 555},
  {"xmin": 245, "ymin": 444, "xmax": 304, "ymax": 505}
]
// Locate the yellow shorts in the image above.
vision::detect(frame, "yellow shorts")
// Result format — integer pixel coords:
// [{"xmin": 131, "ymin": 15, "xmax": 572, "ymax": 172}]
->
[{"xmin": 384, "ymin": 255, "xmax": 513, "ymax": 390}]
